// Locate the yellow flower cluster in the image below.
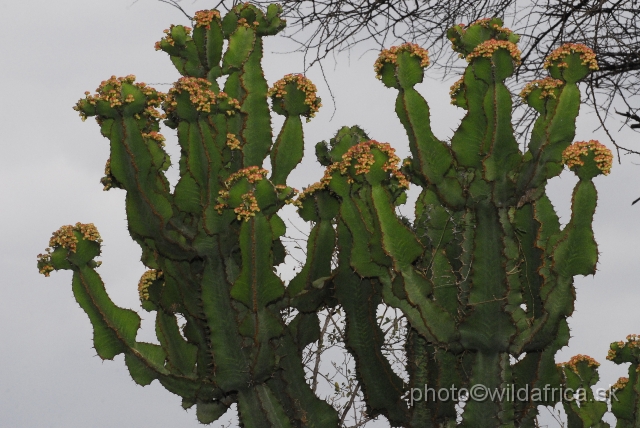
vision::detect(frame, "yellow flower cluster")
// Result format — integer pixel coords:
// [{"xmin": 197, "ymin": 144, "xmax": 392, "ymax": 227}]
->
[
  {"xmin": 225, "ymin": 166, "xmax": 268, "ymax": 187},
  {"xmin": 219, "ymin": 91, "xmax": 241, "ymax": 112},
  {"xmin": 37, "ymin": 260, "xmax": 54, "ymax": 276},
  {"xmin": 38, "ymin": 223, "xmax": 102, "ymax": 277},
  {"xmin": 76, "ymin": 223, "xmax": 102, "ymax": 243},
  {"xmin": 520, "ymin": 77, "xmax": 565, "ymax": 100},
  {"xmin": 49, "ymin": 225, "xmax": 78, "ymax": 251},
  {"xmin": 154, "ymin": 25, "xmax": 192, "ymax": 51},
  {"xmin": 74, "ymin": 75, "xmax": 165, "ymax": 121},
  {"xmin": 296, "ymin": 140, "xmax": 409, "ymax": 205},
  {"xmin": 49, "ymin": 222, "xmax": 102, "ymax": 253},
  {"xmin": 194, "ymin": 9, "xmax": 221, "ymax": 29},
  {"xmin": 612, "ymin": 377, "xmax": 629, "ymax": 391},
  {"xmin": 544, "ymin": 43, "xmax": 598, "ymax": 71},
  {"xmin": 226, "ymin": 133, "xmax": 241, "ymax": 150},
  {"xmin": 165, "ymin": 78, "xmax": 240, "ymax": 115},
  {"xmin": 374, "ymin": 43, "xmax": 430, "ymax": 79},
  {"xmin": 268, "ymin": 74, "xmax": 321, "ymax": 120},
  {"xmin": 342, "ymin": 141, "xmax": 402, "ymax": 175},
  {"xmin": 138, "ymin": 269, "xmax": 163, "ymax": 301},
  {"xmin": 36, "ymin": 249, "xmax": 54, "ymax": 276},
  {"xmin": 294, "ymin": 181, "xmax": 329, "ymax": 207},
  {"xmin": 275, "ymin": 184, "xmax": 299, "ymax": 205},
  {"xmin": 141, "ymin": 131, "xmax": 166, "ymax": 146},
  {"xmin": 561, "ymin": 140, "xmax": 613, "ymax": 175},
  {"xmin": 559, "ymin": 354, "xmax": 600, "ymax": 374},
  {"xmin": 608, "ymin": 334, "xmax": 640, "ymax": 360},
  {"xmin": 236, "ymin": 17, "xmax": 260, "ymax": 29},
  {"xmin": 166, "ymin": 77, "xmax": 216, "ymax": 113},
  {"xmin": 466, "ymin": 40, "xmax": 521, "ymax": 65},
  {"xmin": 234, "ymin": 192, "xmax": 261, "ymax": 222},
  {"xmin": 101, "ymin": 159, "xmax": 113, "ymax": 191},
  {"xmin": 214, "ymin": 191, "xmax": 229, "ymax": 214},
  {"xmin": 215, "ymin": 167, "xmax": 271, "ymax": 220},
  {"xmin": 449, "ymin": 77, "xmax": 464, "ymax": 105}
]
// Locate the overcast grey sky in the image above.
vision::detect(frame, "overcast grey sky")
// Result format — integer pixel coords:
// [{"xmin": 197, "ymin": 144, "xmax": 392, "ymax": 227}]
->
[{"xmin": 1, "ymin": 0, "xmax": 638, "ymax": 426}]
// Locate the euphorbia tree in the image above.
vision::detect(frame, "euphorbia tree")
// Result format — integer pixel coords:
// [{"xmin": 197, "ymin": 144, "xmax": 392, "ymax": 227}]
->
[{"xmin": 37, "ymin": 5, "xmax": 639, "ymax": 427}]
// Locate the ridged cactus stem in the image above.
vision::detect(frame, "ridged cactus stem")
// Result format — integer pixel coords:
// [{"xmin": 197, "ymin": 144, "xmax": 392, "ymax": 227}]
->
[
  {"xmin": 375, "ymin": 44, "xmax": 463, "ymax": 208},
  {"xmin": 270, "ymin": 115, "xmax": 303, "ymax": 184},
  {"xmin": 334, "ymin": 220, "xmax": 408, "ymax": 425},
  {"xmin": 237, "ymin": 38, "xmax": 273, "ymax": 167}
]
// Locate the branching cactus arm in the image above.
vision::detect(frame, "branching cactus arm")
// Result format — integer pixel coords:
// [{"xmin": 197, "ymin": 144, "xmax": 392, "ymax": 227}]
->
[
  {"xmin": 41, "ymin": 4, "xmax": 338, "ymax": 426},
  {"xmin": 294, "ymin": 17, "xmax": 614, "ymax": 427}
]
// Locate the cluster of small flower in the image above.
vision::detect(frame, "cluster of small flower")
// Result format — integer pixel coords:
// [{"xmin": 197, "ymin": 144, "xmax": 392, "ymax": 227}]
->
[
  {"xmin": 562, "ymin": 140, "xmax": 613, "ymax": 175},
  {"xmin": 138, "ymin": 269, "xmax": 163, "ymax": 301},
  {"xmin": 74, "ymin": 75, "xmax": 165, "ymax": 122},
  {"xmin": 297, "ymin": 140, "xmax": 409, "ymax": 205},
  {"xmin": 268, "ymin": 74, "xmax": 321, "ymax": 120},
  {"xmin": 520, "ymin": 77, "xmax": 565, "ymax": 100},
  {"xmin": 194, "ymin": 9, "xmax": 221, "ymax": 30},
  {"xmin": 543, "ymin": 43, "xmax": 598, "ymax": 71},
  {"xmin": 558, "ymin": 354, "xmax": 600, "ymax": 374},
  {"xmin": 374, "ymin": 43, "xmax": 430, "ymax": 79},
  {"xmin": 466, "ymin": 39, "xmax": 521, "ymax": 65}
]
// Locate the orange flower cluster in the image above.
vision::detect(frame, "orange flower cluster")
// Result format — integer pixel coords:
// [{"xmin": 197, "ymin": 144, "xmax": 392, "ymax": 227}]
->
[
  {"xmin": 374, "ymin": 43, "xmax": 430, "ymax": 79},
  {"xmin": 194, "ymin": 9, "xmax": 221, "ymax": 29},
  {"xmin": 138, "ymin": 269, "xmax": 163, "ymax": 301},
  {"xmin": 559, "ymin": 354, "xmax": 600, "ymax": 373},
  {"xmin": 466, "ymin": 40, "xmax": 521, "ymax": 65},
  {"xmin": 544, "ymin": 43, "xmax": 598, "ymax": 71},
  {"xmin": 74, "ymin": 75, "xmax": 165, "ymax": 122},
  {"xmin": 268, "ymin": 74, "xmax": 321, "ymax": 120},
  {"xmin": 520, "ymin": 77, "xmax": 565, "ymax": 100},
  {"xmin": 561, "ymin": 140, "xmax": 613, "ymax": 175}
]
